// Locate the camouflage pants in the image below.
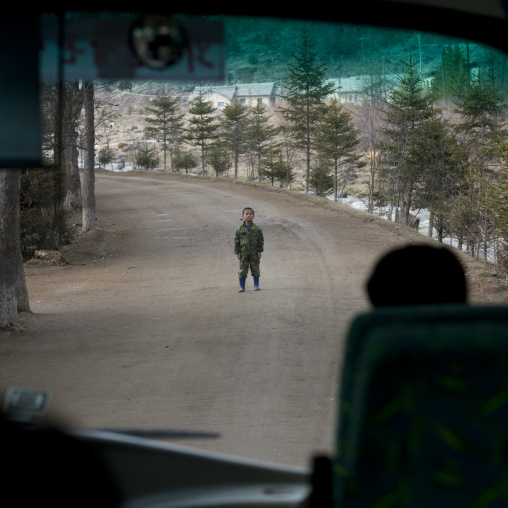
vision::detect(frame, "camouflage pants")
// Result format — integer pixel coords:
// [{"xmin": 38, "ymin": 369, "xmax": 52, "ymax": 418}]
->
[{"xmin": 238, "ymin": 252, "xmax": 261, "ymax": 278}]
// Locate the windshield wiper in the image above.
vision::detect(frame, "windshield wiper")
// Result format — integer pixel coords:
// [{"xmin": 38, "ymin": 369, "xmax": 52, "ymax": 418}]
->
[{"xmin": 94, "ymin": 428, "xmax": 221, "ymax": 439}]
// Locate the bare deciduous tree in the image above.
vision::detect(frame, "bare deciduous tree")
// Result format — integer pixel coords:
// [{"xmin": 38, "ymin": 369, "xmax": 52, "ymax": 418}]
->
[{"xmin": 82, "ymin": 80, "xmax": 95, "ymax": 232}]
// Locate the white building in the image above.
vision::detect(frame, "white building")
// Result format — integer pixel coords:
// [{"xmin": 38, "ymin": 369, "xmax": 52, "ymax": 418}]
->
[
  {"xmin": 189, "ymin": 82, "xmax": 281, "ymax": 109},
  {"xmin": 324, "ymin": 74, "xmax": 401, "ymax": 104}
]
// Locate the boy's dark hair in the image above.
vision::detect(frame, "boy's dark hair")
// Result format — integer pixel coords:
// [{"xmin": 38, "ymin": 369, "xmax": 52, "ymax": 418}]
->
[
  {"xmin": 366, "ymin": 244, "xmax": 468, "ymax": 307},
  {"xmin": 242, "ymin": 207, "xmax": 255, "ymax": 215}
]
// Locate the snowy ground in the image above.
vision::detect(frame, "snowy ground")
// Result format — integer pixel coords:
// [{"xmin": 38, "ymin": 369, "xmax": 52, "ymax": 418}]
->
[{"xmin": 335, "ymin": 194, "xmax": 497, "ymax": 263}]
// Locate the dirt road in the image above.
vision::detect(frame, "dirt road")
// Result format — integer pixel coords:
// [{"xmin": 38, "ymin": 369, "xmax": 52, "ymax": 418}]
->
[{"xmin": 0, "ymin": 171, "xmax": 505, "ymax": 468}]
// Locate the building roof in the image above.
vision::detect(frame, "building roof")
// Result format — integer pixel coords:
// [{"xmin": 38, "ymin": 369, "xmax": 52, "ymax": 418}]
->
[
  {"xmin": 191, "ymin": 82, "xmax": 279, "ymax": 101},
  {"xmin": 324, "ymin": 74, "xmax": 400, "ymax": 93}
]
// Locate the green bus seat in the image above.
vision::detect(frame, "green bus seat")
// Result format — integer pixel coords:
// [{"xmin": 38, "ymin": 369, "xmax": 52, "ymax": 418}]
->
[{"xmin": 326, "ymin": 304, "xmax": 508, "ymax": 508}]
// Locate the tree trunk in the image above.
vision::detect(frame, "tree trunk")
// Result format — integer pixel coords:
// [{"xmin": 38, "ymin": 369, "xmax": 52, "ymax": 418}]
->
[
  {"xmin": 15, "ymin": 250, "xmax": 30, "ymax": 313},
  {"xmin": 438, "ymin": 226, "xmax": 444, "ymax": 243},
  {"xmin": 368, "ymin": 160, "xmax": 375, "ymax": 214},
  {"xmin": 0, "ymin": 169, "xmax": 29, "ymax": 329},
  {"xmin": 62, "ymin": 82, "xmax": 83, "ymax": 212},
  {"xmin": 334, "ymin": 162, "xmax": 338, "ymax": 202},
  {"xmin": 403, "ymin": 186, "xmax": 414, "ymax": 226},
  {"xmin": 387, "ymin": 202, "xmax": 393, "ymax": 222},
  {"xmin": 428, "ymin": 210, "xmax": 434, "ymax": 237},
  {"xmin": 201, "ymin": 143, "xmax": 206, "ymax": 175},
  {"xmin": 82, "ymin": 81, "xmax": 95, "ymax": 232},
  {"xmin": 306, "ymin": 129, "xmax": 310, "ymax": 194}
]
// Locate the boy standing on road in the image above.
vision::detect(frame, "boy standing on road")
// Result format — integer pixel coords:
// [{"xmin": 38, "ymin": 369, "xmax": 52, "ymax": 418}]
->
[{"xmin": 234, "ymin": 207, "xmax": 264, "ymax": 293}]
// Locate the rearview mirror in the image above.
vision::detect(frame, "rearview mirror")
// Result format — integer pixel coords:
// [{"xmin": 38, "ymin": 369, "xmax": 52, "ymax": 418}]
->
[{"xmin": 129, "ymin": 14, "xmax": 187, "ymax": 70}]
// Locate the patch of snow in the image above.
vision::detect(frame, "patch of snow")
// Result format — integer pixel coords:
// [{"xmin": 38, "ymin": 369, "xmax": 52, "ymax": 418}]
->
[{"xmin": 331, "ymin": 194, "xmax": 497, "ymax": 263}]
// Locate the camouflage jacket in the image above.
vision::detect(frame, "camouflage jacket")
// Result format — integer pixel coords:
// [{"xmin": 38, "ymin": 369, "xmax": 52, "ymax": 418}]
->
[{"xmin": 234, "ymin": 222, "xmax": 264, "ymax": 254}]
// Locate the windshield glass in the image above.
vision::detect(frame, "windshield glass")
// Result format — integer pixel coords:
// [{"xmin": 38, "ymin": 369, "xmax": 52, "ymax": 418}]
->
[{"xmin": 1, "ymin": 12, "xmax": 508, "ymax": 468}]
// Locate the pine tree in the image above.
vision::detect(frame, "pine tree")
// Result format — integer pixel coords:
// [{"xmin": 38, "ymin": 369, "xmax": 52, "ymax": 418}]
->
[
  {"xmin": 172, "ymin": 148, "xmax": 199, "ymax": 175},
  {"xmin": 280, "ymin": 124, "xmax": 297, "ymax": 189},
  {"xmin": 280, "ymin": 30, "xmax": 336, "ymax": 193},
  {"xmin": 220, "ymin": 98, "xmax": 249, "ymax": 179},
  {"xmin": 134, "ymin": 143, "xmax": 160, "ymax": 170},
  {"xmin": 315, "ymin": 98, "xmax": 364, "ymax": 202},
  {"xmin": 144, "ymin": 88, "xmax": 184, "ymax": 172},
  {"xmin": 260, "ymin": 148, "xmax": 290, "ymax": 187},
  {"xmin": 98, "ymin": 146, "xmax": 116, "ymax": 168},
  {"xmin": 245, "ymin": 98, "xmax": 280, "ymax": 180},
  {"xmin": 452, "ymin": 71, "xmax": 506, "ymax": 257},
  {"xmin": 405, "ymin": 117, "xmax": 464, "ymax": 241},
  {"xmin": 494, "ymin": 162, "xmax": 508, "ymax": 276},
  {"xmin": 185, "ymin": 91, "xmax": 217, "ymax": 174},
  {"xmin": 453, "ymin": 71, "xmax": 504, "ymax": 142},
  {"xmin": 309, "ymin": 161, "xmax": 334, "ymax": 197},
  {"xmin": 377, "ymin": 54, "xmax": 435, "ymax": 224},
  {"xmin": 208, "ymin": 143, "xmax": 232, "ymax": 177},
  {"xmin": 431, "ymin": 44, "xmax": 470, "ymax": 103}
]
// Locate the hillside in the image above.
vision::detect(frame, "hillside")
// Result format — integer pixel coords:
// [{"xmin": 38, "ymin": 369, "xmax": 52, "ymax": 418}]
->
[
  {"xmin": 96, "ymin": 13, "xmax": 492, "ymax": 106},
  {"xmin": 90, "ymin": 15, "xmax": 508, "ymax": 191}
]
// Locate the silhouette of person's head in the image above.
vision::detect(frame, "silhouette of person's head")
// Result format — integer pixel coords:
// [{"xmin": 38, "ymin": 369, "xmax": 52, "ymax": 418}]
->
[{"xmin": 366, "ymin": 244, "xmax": 468, "ymax": 307}]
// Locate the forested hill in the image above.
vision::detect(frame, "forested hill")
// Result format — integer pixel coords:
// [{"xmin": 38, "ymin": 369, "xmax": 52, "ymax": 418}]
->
[
  {"xmin": 124, "ymin": 15, "xmax": 507, "ymax": 96},
  {"xmin": 220, "ymin": 16, "xmax": 453, "ymax": 82}
]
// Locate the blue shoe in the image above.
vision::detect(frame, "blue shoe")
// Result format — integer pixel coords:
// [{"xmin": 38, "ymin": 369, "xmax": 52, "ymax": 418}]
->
[
  {"xmin": 253, "ymin": 276, "xmax": 260, "ymax": 291},
  {"xmin": 238, "ymin": 278, "xmax": 246, "ymax": 293}
]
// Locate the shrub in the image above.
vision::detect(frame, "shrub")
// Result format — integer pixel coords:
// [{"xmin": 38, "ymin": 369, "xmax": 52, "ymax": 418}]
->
[
  {"xmin": 208, "ymin": 144, "xmax": 232, "ymax": 177},
  {"xmin": 172, "ymin": 148, "xmax": 199, "ymax": 174},
  {"xmin": 98, "ymin": 147, "xmax": 116, "ymax": 168},
  {"xmin": 310, "ymin": 165, "xmax": 334, "ymax": 197},
  {"xmin": 135, "ymin": 145, "xmax": 160, "ymax": 170},
  {"xmin": 20, "ymin": 166, "xmax": 73, "ymax": 258}
]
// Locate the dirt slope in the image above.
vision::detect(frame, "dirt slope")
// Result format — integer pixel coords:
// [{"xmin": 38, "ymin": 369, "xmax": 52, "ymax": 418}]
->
[{"xmin": 0, "ymin": 171, "xmax": 506, "ymax": 468}]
